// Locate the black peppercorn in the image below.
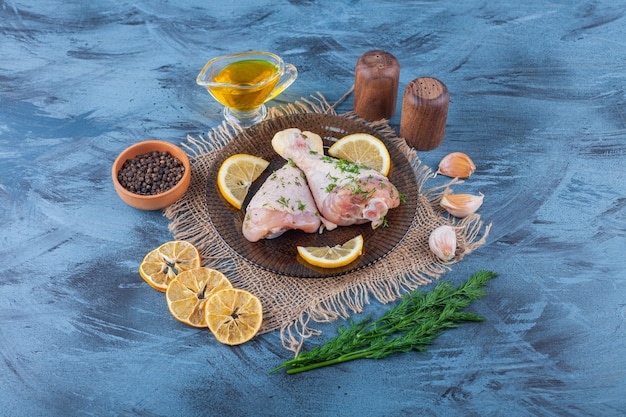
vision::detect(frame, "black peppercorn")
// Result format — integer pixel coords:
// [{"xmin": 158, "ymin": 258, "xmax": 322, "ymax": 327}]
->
[{"xmin": 117, "ymin": 151, "xmax": 185, "ymax": 195}]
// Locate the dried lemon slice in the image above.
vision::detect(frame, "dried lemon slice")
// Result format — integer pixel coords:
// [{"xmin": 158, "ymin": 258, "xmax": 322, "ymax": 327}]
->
[
  {"xmin": 328, "ymin": 133, "xmax": 391, "ymax": 176},
  {"xmin": 139, "ymin": 240, "xmax": 202, "ymax": 292},
  {"xmin": 166, "ymin": 267, "xmax": 233, "ymax": 328},
  {"xmin": 217, "ymin": 154, "xmax": 269, "ymax": 209},
  {"xmin": 205, "ymin": 288, "xmax": 263, "ymax": 345},
  {"xmin": 297, "ymin": 235, "xmax": 364, "ymax": 269}
]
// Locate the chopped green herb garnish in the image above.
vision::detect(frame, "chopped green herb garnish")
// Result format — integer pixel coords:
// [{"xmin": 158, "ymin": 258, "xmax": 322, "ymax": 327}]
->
[
  {"xmin": 335, "ymin": 158, "xmax": 362, "ymax": 174},
  {"xmin": 276, "ymin": 196, "xmax": 290, "ymax": 208}
]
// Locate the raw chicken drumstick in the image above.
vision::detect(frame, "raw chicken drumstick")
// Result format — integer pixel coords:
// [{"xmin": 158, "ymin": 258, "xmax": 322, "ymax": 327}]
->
[
  {"xmin": 242, "ymin": 161, "xmax": 327, "ymax": 242},
  {"xmin": 273, "ymin": 129, "xmax": 402, "ymax": 229}
]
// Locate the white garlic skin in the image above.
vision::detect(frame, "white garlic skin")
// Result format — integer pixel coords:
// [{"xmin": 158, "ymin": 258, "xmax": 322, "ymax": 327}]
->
[
  {"xmin": 440, "ymin": 193, "xmax": 484, "ymax": 218},
  {"xmin": 429, "ymin": 225, "xmax": 457, "ymax": 261}
]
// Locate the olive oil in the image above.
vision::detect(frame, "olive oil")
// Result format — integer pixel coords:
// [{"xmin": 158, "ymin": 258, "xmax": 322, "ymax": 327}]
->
[{"xmin": 210, "ymin": 59, "xmax": 280, "ymax": 112}]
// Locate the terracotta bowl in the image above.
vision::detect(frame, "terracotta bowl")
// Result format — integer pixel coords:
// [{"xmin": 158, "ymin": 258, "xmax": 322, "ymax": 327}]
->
[{"xmin": 112, "ymin": 140, "xmax": 191, "ymax": 210}]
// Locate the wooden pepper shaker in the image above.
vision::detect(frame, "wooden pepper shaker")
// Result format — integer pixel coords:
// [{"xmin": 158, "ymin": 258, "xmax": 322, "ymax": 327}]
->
[
  {"xmin": 353, "ymin": 50, "xmax": 400, "ymax": 121},
  {"xmin": 400, "ymin": 77, "xmax": 450, "ymax": 151}
]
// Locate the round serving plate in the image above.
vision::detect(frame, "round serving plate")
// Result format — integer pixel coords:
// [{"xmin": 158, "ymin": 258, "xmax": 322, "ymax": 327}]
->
[{"xmin": 205, "ymin": 113, "xmax": 419, "ymax": 278}]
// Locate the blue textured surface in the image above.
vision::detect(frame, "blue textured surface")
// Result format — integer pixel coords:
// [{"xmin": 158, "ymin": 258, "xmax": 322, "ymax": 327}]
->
[{"xmin": 1, "ymin": 1, "xmax": 625, "ymax": 416}]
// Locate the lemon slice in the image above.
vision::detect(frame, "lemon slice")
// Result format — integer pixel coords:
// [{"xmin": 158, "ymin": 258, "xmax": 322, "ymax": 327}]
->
[
  {"xmin": 139, "ymin": 240, "xmax": 202, "ymax": 292},
  {"xmin": 205, "ymin": 288, "xmax": 263, "ymax": 345},
  {"xmin": 166, "ymin": 267, "xmax": 233, "ymax": 328},
  {"xmin": 328, "ymin": 133, "xmax": 391, "ymax": 176},
  {"xmin": 217, "ymin": 154, "xmax": 269, "ymax": 209},
  {"xmin": 297, "ymin": 234, "xmax": 364, "ymax": 268}
]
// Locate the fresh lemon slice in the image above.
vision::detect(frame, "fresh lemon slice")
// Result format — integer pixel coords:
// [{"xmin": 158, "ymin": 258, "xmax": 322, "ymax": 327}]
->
[
  {"xmin": 217, "ymin": 154, "xmax": 269, "ymax": 209},
  {"xmin": 297, "ymin": 235, "xmax": 364, "ymax": 268},
  {"xmin": 205, "ymin": 288, "xmax": 263, "ymax": 345},
  {"xmin": 166, "ymin": 267, "xmax": 233, "ymax": 328},
  {"xmin": 139, "ymin": 240, "xmax": 202, "ymax": 292},
  {"xmin": 328, "ymin": 133, "xmax": 391, "ymax": 176}
]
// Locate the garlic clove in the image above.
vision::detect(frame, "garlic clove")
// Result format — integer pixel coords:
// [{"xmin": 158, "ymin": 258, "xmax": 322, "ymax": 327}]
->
[
  {"xmin": 436, "ymin": 152, "xmax": 476, "ymax": 178},
  {"xmin": 429, "ymin": 225, "xmax": 457, "ymax": 261},
  {"xmin": 440, "ymin": 192, "xmax": 484, "ymax": 218}
]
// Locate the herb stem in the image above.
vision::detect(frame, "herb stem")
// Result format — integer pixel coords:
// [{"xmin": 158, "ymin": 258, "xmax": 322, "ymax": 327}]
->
[{"xmin": 286, "ymin": 350, "xmax": 371, "ymax": 374}]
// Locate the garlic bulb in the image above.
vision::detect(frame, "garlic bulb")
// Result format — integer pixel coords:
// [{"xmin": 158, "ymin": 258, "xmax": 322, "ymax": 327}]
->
[
  {"xmin": 436, "ymin": 152, "xmax": 476, "ymax": 178},
  {"xmin": 429, "ymin": 225, "xmax": 457, "ymax": 261},
  {"xmin": 440, "ymin": 192, "xmax": 484, "ymax": 218}
]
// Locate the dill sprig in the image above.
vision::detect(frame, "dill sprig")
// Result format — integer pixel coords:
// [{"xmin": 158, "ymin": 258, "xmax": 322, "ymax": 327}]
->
[{"xmin": 270, "ymin": 270, "xmax": 498, "ymax": 375}]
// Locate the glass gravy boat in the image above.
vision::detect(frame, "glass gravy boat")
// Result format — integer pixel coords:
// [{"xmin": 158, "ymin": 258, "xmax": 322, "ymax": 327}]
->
[{"xmin": 197, "ymin": 51, "xmax": 298, "ymax": 127}]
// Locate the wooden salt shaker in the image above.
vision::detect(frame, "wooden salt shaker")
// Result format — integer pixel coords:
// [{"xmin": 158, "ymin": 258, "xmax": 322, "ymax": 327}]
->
[
  {"xmin": 400, "ymin": 77, "xmax": 450, "ymax": 151},
  {"xmin": 353, "ymin": 50, "xmax": 400, "ymax": 121}
]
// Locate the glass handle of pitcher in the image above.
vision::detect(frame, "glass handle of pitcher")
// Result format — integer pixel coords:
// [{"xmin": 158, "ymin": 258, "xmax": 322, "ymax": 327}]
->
[{"xmin": 265, "ymin": 64, "xmax": 298, "ymax": 103}]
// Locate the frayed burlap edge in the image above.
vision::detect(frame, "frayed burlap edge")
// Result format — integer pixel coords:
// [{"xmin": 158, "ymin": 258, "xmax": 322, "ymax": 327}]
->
[{"xmin": 164, "ymin": 92, "xmax": 491, "ymax": 354}]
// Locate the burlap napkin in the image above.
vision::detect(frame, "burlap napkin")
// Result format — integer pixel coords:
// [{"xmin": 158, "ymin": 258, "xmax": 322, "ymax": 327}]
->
[{"xmin": 165, "ymin": 93, "xmax": 490, "ymax": 353}]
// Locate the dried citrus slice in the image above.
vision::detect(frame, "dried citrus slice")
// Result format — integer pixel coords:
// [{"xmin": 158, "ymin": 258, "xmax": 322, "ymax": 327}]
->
[
  {"xmin": 205, "ymin": 288, "xmax": 263, "ymax": 345},
  {"xmin": 139, "ymin": 240, "xmax": 201, "ymax": 292},
  {"xmin": 297, "ymin": 234, "xmax": 364, "ymax": 268},
  {"xmin": 166, "ymin": 267, "xmax": 233, "ymax": 327},
  {"xmin": 217, "ymin": 154, "xmax": 269, "ymax": 209},
  {"xmin": 328, "ymin": 133, "xmax": 391, "ymax": 176}
]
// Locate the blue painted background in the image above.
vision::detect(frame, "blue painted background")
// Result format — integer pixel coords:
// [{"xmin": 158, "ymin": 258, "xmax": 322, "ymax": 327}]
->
[{"xmin": 1, "ymin": 1, "xmax": 625, "ymax": 416}]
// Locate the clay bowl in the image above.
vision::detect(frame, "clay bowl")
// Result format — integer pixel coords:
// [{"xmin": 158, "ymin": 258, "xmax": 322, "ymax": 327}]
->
[{"xmin": 112, "ymin": 140, "xmax": 191, "ymax": 210}]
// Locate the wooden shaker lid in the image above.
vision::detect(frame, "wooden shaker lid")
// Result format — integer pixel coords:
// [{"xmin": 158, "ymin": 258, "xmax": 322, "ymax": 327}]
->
[{"xmin": 354, "ymin": 50, "xmax": 400, "ymax": 121}]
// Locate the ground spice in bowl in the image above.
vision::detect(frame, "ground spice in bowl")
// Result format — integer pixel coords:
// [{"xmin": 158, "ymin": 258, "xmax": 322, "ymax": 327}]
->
[{"xmin": 117, "ymin": 150, "xmax": 185, "ymax": 195}]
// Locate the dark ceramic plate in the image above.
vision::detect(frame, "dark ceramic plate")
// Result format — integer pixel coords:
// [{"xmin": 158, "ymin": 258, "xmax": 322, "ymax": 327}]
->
[{"xmin": 205, "ymin": 113, "xmax": 419, "ymax": 278}]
